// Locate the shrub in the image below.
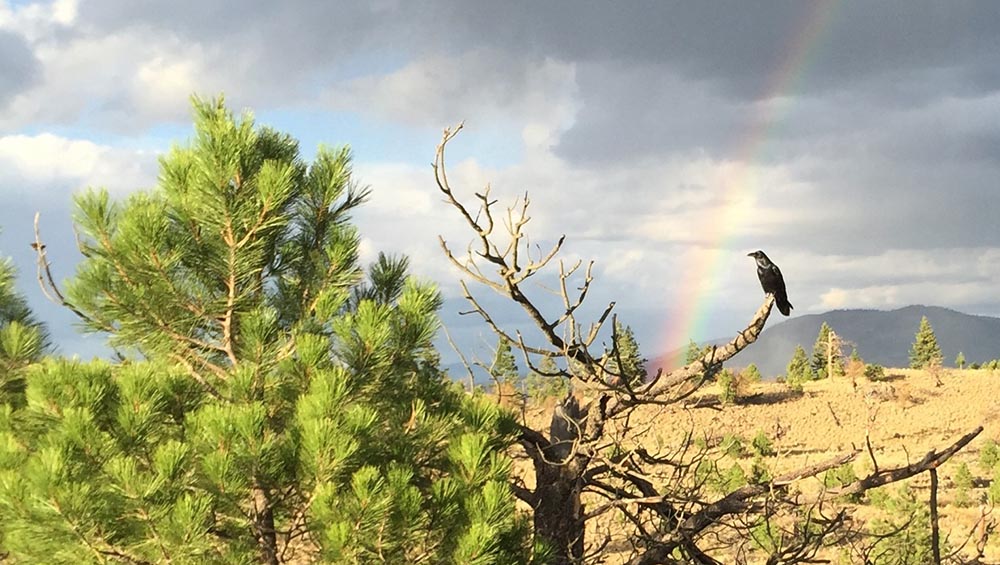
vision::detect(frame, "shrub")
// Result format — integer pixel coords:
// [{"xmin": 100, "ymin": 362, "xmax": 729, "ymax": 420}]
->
[
  {"xmin": 719, "ymin": 463, "xmax": 748, "ymax": 493},
  {"xmin": 693, "ymin": 434, "xmax": 709, "ymax": 451},
  {"xmin": 845, "ymin": 358, "xmax": 866, "ymax": 382},
  {"xmin": 863, "ymin": 363, "xmax": 886, "ymax": 381},
  {"xmin": 750, "ymin": 455, "xmax": 771, "ymax": 484},
  {"xmin": 953, "ymin": 462, "xmax": 975, "ymax": 508},
  {"xmin": 990, "ymin": 466, "xmax": 1000, "ymax": 506},
  {"xmin": 865, "ymin": 485, "xmax": 946, "ymax": 564},
  {"xmin": 824, "ymin": 462, "xmax": 861, "ymax": 502},
  {"xmin": 694, "ymin": 460, "xmax": 748, "ymax": 496},
  {"xmin": 718, "ymin": 368, "xmax": 758, "ymax": 405},
  {"xmin": 980, "ymin": 439, "xmax": 1000, "ymax": 471},
  {"xmin": 751, "ymin": 430, "xmax": 775, "ymax": 457},
  {"xmin": 721, "ymin": 433, "xmax": 747, "ymax": 459},
  {"xmin": 717, "ymin": 368, "xmax": 738, "ymax": 405},
  {"xmin": 750, "ymin": 520, "xmax": 781, "ymax": 554}
]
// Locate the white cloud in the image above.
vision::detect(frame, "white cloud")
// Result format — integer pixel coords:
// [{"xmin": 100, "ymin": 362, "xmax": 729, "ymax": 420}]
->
[
  {"xmin": 355, "ymin": 162, "xmax": 434, "ymax": 217},
  {"xmin": 0, "ymin": 30, "xmax": 199, "ymax": 129},
  {"xmin": 0, "ymin": 133, "xmax": 156, "ymax": 194},
  {"xmin": 0, "ymin": 0, "xmax": 76, "ymax": 40},
  {"xmin": 818, "ymin": 280, "xmax": 997, "ymax": 311}
]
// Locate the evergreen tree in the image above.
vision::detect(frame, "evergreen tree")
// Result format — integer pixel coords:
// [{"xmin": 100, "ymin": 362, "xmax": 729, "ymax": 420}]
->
[
  {"xmin": 955, "ymin": 351, "xmax": 966, "ymax": 369},
  {"xmin": 0, "ymin": 98, "xmax": 535, "ymax": 564},
  {"xmin": 491, "ymin": 337, "xmax": 521, "ymax": 386},
  {"xmin": 744, "ymin": 364, "xmax": 762, "ymax": 383},
  {"xmin": 526, "ymin": 355, "xmax": 569, "ymax": 401},
  {"xmin": 717, "ymin": 368, "xmax": 738, "ymax": 405},
  {"xmin": 0, "ymin": 256, "xmax": 48, "ymax": 405},
  {"xmin": 811, "ymin": 322, "xmax": 831, "ymax": 377},
  {"xmin": 811, "ymin": 322, "xmax": 845, "ymax": 379},
  {"xmin": 684, "ymin": 339, "xmax": 714, "ymax": 366},
  {"xmin": 607, "ymin": 321, "xmax": 647, "ymax": 385},
  {"xmin": 786, "ymin": 345, "xmax": 811, "ymax": 388},
  {"xmin": 909, "ymin": 316, "xmax": 943, "ymax": 369},
  {"xmin": 684, "ymin": 339, "xmax": 701, "ymax": 364}
]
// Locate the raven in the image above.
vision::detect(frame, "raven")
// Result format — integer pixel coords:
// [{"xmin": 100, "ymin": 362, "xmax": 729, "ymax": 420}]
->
[{"xmin": 748, "ymin": 250, "xmax": 793, "ymax": 316}]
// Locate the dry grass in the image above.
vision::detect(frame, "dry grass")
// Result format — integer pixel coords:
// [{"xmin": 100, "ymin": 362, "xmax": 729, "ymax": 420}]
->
[{"xmin": 519, "ymin": 368, "xmax": 1000, "ymax": 563}]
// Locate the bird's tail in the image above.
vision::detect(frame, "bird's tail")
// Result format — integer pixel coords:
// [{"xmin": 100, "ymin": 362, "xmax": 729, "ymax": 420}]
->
[{"xmin": 778, "ymin": 300, "xmax": 793, "ymax": 316}]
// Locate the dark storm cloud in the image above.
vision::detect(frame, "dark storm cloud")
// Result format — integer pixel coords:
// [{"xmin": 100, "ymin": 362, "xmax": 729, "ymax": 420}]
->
[
  {"xmin": 550, "ymin": 63, "xmax": 748, "ymax": 163},
  {"xmin": 0, "ymin": 30, "xmax": 39, "ymax": 105},
  {"xmin": 63, "ymin": 1, "xmax": 1000, "ymax": 155},
  {"xmin": 412, "ymin": 1, "xmax": 1000, "ymax": 98},
  {"xmin": 75, "ymin": 1, "xmax": 408, "ymax": 76},
  {"xmin": 361, "ymin": 1, "xmax": 1000, "ymax": 168},
  {"xmin": 74, "ymin": 1, "xmax": 998, "ymax": 100}
]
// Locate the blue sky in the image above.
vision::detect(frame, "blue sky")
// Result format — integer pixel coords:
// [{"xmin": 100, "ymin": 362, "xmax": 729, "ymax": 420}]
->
[{"xmin": 2, "ymin": 0, "xmax": 1000, "ymax": 367}]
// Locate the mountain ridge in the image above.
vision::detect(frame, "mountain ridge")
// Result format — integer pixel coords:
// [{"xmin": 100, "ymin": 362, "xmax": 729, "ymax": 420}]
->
[{"xmin": 654, "ymin": 305, "xmax": 1000, "ymax": 378}]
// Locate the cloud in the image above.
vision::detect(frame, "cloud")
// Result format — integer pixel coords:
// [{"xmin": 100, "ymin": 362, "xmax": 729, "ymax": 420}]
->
[
  {"xmin": 819, "ymin": 280, "xmax": 997, "ymax": 312},
  {"xmin": 0, "ymin": 0, "xmax": 77, "ymax": 40},
  {"xmin": 1, "ymin": 0, "xmax": 999, "ymax": 358},
  {"xmin": 0, "ymin": 29, "xmax": 40, "ymax": 105},
  {"xmin": 325, "ymin": 50, "xmax": 579, "ymax": 151},
  {"xmin": 0, "ymin": 27, "xmax": 204, "ymax": 130},
  {"xmin": 0, "ymin": 133, "xmax": 156, "ymax": 195}
]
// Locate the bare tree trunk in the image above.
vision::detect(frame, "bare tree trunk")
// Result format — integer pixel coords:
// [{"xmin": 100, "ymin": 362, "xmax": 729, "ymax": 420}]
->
[
  {"xmin": 253, "ymin": 485, "xmax": 280, "ymax": 565},
  {"xmin": 534, "ymin": 463, "xmax": 585, "ymax": 564},
  {"xmin": 929, "ymin": 468, "xmax": 941, "ymax": 565},
  {"xmin": 827, "ymin": 331, "xmax": 834, "ymax": 380}
]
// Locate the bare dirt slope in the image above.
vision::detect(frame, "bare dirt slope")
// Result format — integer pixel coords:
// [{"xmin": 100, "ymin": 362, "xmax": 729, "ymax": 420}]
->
[
  {"xmin": 520, "ymin": 368, "xmax": 1000, "ymax": 563},
  {"xmin": 686, "ymin": 369, "xmax": 998, "ymax": 463}
]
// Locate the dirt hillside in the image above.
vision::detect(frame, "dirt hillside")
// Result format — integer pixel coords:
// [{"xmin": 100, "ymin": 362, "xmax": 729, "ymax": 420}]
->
[{"xmin": 519, "ymin": 368, "xmax": 1000, "ymax": 563}]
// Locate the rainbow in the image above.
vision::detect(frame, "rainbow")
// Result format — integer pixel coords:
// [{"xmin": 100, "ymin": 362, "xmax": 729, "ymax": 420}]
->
[{"xmin": 660, "ymin": 2, "xmax": 839, "ymax": 362}]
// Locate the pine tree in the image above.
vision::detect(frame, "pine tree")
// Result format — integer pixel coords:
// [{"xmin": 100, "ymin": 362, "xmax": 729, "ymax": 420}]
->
[
  {"xmin": 717, "ymin": 368, "xmax": 738, "ymax": 405},
  {"xmin": 744, "ymin": 364, "xmax": 762, "ymax": 383},
  {"xmin": 811, "ymin": 322, "xmax": 845, "ymax": 379},
  {"xmin": 811, "ymin": 323, "xmax": 830, "ymax": 377},
  {"xmin": 955, "ymin": 351, "xmax": 966, "ymax": 370},
  {"xmin": 850, "ymin": 347, "xmax": 861, "ymax": 363},
  {"xmin": 491, "ymin": 337, "xmax": 521, "ymax": 386},
  {"xmin": 0, "ymin": 256, "xmax": 48, "ymax": 405},
  {"xmin": 685, "ymin": 339, "xmax": 701, "ymax": 364},
  {"xmin": 909, "ymin": 315, "xmax": 943, "ymax": 369},
  {"xmin": 0, "ymin": 98, "xmax": 536, "ymax": 564},
  {"xmin": 607, "ymin": 321, "xmax": 647, "ymax": 385},
  {"xmin": 684, "ymin": 339, "xmax": 714, "ymax": 366},
  {"xmin": 786, "ymin": 345, "xmax": 811, "ymax": 388},
  {"xmin": 526, "ymin": 355, "xmax": 569, "ymax": 401}
]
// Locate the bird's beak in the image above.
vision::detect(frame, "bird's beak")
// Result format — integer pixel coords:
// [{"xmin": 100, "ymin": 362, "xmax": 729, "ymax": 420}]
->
[{"xmin": 746, "ymin": 252, "xmax": 754, "ymax": 257}]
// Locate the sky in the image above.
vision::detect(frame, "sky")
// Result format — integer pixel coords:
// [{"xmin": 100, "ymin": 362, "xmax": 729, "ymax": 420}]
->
[{"xmin": 1, "ymin": 0, "xmax": 999, "ymax": 367}]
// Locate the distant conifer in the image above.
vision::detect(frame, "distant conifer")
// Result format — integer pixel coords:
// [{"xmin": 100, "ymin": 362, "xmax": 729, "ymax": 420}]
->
[{"xmin": 909, "ymin": 316, "xmax": 943, "ymax": 369}]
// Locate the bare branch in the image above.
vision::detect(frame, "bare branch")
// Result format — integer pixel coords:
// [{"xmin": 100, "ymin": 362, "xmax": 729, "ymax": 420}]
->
[
  {"xmin": 628, "ymin": 426, "xmax": 984, "ymax": 565},
  {"xmin": 605, "ymin": 295, "xmax": 774, "ymax": 420},
  {"xmin": 32, "ymin": 212, "xmax": 105, "ymax": 327},
  {"xmin": 442, "ymin": 324, "xmax": 477, "ymax": 393},
  {"xmin": 831, "ymin": 426, "xmax": 983, "ymax": 498}
]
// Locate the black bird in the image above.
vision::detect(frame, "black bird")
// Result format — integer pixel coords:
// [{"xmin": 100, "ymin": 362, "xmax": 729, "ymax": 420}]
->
[{"xmin": 748, "ymin": 250, "xmax": 793, "ymax": 316}]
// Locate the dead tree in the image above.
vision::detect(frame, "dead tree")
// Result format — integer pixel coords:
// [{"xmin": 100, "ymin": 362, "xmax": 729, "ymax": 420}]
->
[{"xmin": 433, "ymin": 124, "xmax": 983, "ymax": 564}]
